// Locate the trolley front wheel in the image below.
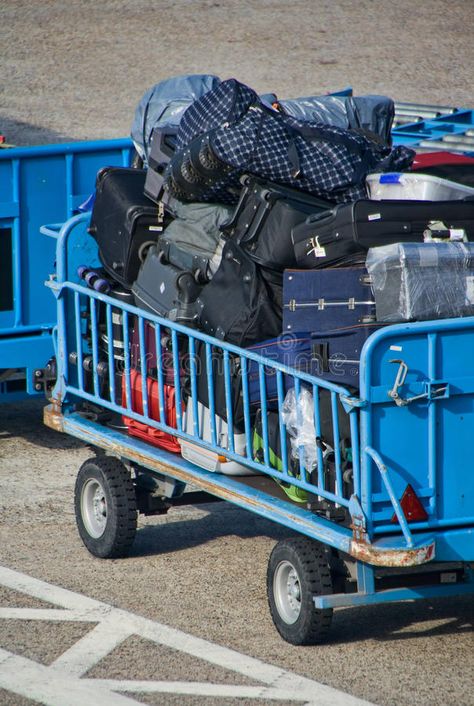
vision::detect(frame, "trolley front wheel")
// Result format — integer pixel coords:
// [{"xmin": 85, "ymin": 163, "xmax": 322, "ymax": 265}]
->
[
  {"xmin": 74, "ymin": 456, "xmax": 137, "ymax": 559},
  {"xmin": 267, "ymin": 537, "xmax": 333, "ymax": 645}
]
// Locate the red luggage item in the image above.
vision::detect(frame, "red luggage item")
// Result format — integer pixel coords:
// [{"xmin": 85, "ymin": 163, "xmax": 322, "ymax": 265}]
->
[
  {"xmin": 122, "ymin": 370, "xmax": 181, "ymax": 453},
  {"xmin": 412, "ymin": 151, "xmax": 474, "ymax": 169},
  {"xmin": 131, "ymin": 319, "xmax": 189, "ymax": 387}
]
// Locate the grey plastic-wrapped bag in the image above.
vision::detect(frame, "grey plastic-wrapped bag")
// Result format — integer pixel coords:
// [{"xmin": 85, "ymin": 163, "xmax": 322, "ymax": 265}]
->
[
  {"xmin": 131, "ymin": 74, "xmax": 221, "ymax": 165},
  {"xmin": 278, "ymin": 94, "xmax": 395, "ymax": 144}
]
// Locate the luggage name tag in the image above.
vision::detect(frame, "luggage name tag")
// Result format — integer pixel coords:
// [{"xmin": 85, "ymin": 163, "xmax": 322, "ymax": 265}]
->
[
  {"xmin": 306, "ymin": 235, "xmax": 326, "ymax": 258},
  {"xmin": 148, "ymin": 202, "xmax": 166, "ymax": 233},
  {"xmin": 423, "ymin": 220, "xmax": 467, "ymax": 243}
]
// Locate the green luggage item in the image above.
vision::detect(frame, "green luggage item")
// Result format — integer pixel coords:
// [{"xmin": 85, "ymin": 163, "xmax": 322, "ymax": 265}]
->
[{"xmin": 252, "ymin": 409, "xmax": 308, "ymax": 504}]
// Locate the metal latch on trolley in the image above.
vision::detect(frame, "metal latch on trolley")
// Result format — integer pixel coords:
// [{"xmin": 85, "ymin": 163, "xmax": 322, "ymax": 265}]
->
[{"xmin": 388, "ymin": 359, "xmax": 449, "ymax": 406}]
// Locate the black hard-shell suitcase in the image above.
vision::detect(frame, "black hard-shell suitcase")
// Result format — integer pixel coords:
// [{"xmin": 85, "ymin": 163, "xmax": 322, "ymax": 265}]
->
[
  {"xmin": 291, "ymin": 198, "xmax": 474, "ymax": 269},
  {"xmin": 159, "ymin": 237, "xmax": 215, "ymax": 283},
  {"xmin": 283, "ymin": 266, "xmax": 375, "ymax": 333},
  {"xmin": 222, "ymin": 175, "xmax": 333, "ymax": 271},
  {"xmin": 144, "ymin": 127, "xmax": 178, "ymax": 203},
  {"xmin": 88, "ymin": 167, "xmax": 169, "ymax": 288},
  {"xmin": 132, "ymin": 244, "xmax": 201, "ymax": 325}
]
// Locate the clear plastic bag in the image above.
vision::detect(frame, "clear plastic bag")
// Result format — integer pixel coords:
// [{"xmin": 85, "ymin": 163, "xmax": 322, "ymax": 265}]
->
[{"xmin": 281, "ymin": 388, "xmax": 320, "ymax": 471}]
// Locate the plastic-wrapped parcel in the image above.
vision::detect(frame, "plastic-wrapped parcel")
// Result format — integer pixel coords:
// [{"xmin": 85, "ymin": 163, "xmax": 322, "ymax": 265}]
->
[
  {"xmin": 366, "ymin": 241, "xmax": 474, "ymax": 322},
  {"xmin": 282, "ymin": 387, "xmax": 333, "ymax": 472},
  {"xmin": 278, "ymin": 94, "xmax": 395, "ymax": 144},
  {"xmin": 131, "ymin": 74, "xmax": 221, "ymax": 165}
]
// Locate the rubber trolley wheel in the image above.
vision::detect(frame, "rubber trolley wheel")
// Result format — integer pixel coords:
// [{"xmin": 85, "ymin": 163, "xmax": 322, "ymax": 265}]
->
[
  {"xmin": 74, "ymin": 456, "xmax": 137, "ymax": 559},
  {"xmin": 267, "ymin": 537, "xmax": 333, "ymax": 645}
]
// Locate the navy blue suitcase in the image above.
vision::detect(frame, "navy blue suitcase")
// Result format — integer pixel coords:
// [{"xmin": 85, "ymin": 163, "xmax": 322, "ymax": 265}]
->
[
  {"xmin": 310, "ymin": 322, "xmax": 385, "ymax": 387},
  {"xmin": 247, "ymin": 334, "xmax": 313, "ymax": 406},
  {"xmin": 196, "ymin": 333, "xmax": 313, "ymax": 431},
  {"xmin": 283, "ymin": 266, "xmax": 376, "ymax": 334}
]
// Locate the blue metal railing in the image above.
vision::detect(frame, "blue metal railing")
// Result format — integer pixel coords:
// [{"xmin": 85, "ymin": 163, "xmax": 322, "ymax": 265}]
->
[
  {"xmin": 55, "ymin": 277, "xmax": 357, "ymax": 508},
  {"xmin": 47, "ymin": 213, "xmax": 474, "ymax": 561},
  {"xmin": 44, "ymin": 212, "xmax": 456, "ymax": 558}
]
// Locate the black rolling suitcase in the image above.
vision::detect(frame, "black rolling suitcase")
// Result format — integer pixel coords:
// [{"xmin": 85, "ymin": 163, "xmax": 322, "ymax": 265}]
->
[
  {"xmin": 291, "ymin": 199, "xmax": 474, "ymax": 269},
  {"xmin": 132, "ymin": 244, "xmax": 201, "ymax": 325},
  {"xmin": 221, "ymin": 175, "xmax": 333, "ymax": 271},
  {"xmin": 88, "ymin": 167, "xmax": 170, "ymax": 288}
]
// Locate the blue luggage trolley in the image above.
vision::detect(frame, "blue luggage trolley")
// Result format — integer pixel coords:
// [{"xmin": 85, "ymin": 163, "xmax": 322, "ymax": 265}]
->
[
  {"xmin": 0, "ymin": 138, "xmax": 133, "ymax": 403},
  {"xmin": 41, "ymin": 212, "xmax": 474, "ymax": 645}
]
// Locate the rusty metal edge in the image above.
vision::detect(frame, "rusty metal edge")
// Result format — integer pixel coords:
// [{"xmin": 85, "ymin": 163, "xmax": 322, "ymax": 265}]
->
[
  {"xmin": 350, "ymin": 538, "xmax": 435, "ymax": 567},
  {"xmin": 55, "ymin": 410, "xmax": 355, "ymax": 553},
  {"xmin": 45, "ymin": 407, "xmax": 435, "ymax": 568},
  {"xmin": 43, "ymin": 402, "xmax": 65, "ymax": 433}
]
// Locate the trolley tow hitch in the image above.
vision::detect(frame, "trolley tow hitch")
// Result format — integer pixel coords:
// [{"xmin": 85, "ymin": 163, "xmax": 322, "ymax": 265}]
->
[{"xmin": 388, "ymin": 359, "xmax": 449, "ymax": 407}]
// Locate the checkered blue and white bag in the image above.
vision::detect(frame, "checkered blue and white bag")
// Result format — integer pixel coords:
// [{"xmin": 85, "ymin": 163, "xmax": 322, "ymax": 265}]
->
[{"xmin": 166, "ymin": 79, "xmax": 414, "ymax": 205}]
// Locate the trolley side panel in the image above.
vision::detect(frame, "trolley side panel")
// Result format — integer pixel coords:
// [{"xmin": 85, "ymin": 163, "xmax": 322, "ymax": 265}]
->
[{"xmin": 360, "ymin": 320, "xmax": 474, "ymax": 557}]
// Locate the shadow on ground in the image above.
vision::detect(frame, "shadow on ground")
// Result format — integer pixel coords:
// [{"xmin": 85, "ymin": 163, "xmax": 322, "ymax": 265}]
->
[{"xmin": 0, "ymin": 116, "xmax": 77, "ymax": 147}]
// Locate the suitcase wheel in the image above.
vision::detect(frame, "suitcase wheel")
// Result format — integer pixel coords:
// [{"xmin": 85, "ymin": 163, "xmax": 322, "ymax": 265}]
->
[
  {"xmin": 180, "ymin": 155, "xmax": 202, "ymax": 185},
  {"xmin": 198, "ymin": 142, "xmax": 220, "ymax": 170},
  {"xmin": 157, "ymin": 248, "xmax": 168, "ymax": 265},
  {"xmin": 193, "ymin": 267, "xmax": 209, "ymax": 285},
  {"xmin": 138, "ymin": 240, "xmax": 156, "ymax": 263}
]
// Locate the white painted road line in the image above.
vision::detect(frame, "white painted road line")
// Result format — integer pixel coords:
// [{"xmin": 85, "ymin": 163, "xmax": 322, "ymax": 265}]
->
[
  {"xmin": 0, "ymin": 648, "xmax": 141, "ymax": 706},
  {"xmin": 0, "ymin": 565, "xmax": 375, "ymax": 706}
]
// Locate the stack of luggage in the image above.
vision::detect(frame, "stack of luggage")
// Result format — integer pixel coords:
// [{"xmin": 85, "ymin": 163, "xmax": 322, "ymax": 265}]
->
[{"xmin": 81, "ymin": 74, "xmax": 474, "ymax": 500}]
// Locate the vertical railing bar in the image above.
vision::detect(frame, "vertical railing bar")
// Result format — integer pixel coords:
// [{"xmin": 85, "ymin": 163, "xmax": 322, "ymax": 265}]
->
[
  {"xmin": 65, "ymin": 153, "xmax": 74, "ymax": 218},
  {"xmin": 331, "ymin": 390, "xmax": 343, "ymax": 502},
  {"xmin": 277, "ymin": 371, "xmax": 289, "ymax": 475},
  {"xmin": 105, "ymin": 303, "xmax": 116, "ymax": 404},
  {"xmin": 259, "ymin": 363, "xmax": 270, "ymax": 468},
  {"xmin": 122, "ymin": 147, "xmax": 132, "ymax": 167},
  {"xmin": 154, "ymin": 324, "xmax": 166, "ymax": 424},
  {"xmin": 171, "ymin": 329, "xmax": 182, "ymax": 433},
  {"xmin": 223, "ymin": 350, "xmax": 235, "ymax": 453},
  {"xmin": 205, "ymin": 343, "xmax": 217, "ymax": 447},
  {"xmin": 240, "ymin": 356, "xmax": 252, "ymax": 460},
  {"xmin": 427, "ymin": 332, "xmax": 437, "ymax": 514},
  {"xmin": 122, "ymin": 310, "xmax": 131, "ymax": 411},
  {"xmin": 188, "ymin": 337, "xmax": 200, "ymax": 439},
  {"xmin": 138, "ymin": 316, "xmax": 149, "ymax": 419},
  {"xmin": 350, "ymin": 411, "xmax": 361, "ymax": 499},
  {"xmin": 312, "ymin": 384, "xmax": 324, "ymax": 490},
  {"xmin": 294, "ymin": 378, "xmax": 307, "ymax": 484},
  {"xmin": 57, "ymin": 291, "xmax": 69, "ymax": 389},
  {"xmin": 89, "ymin": 297, "xmax": 100, "ymax": 398},
  {"xmin": 74, "ymin": 291, "xmax": 84, "ymax": 391},
  {"xmin": 12, "ymin": 159, "xmax": 23, "ymax": 327}
]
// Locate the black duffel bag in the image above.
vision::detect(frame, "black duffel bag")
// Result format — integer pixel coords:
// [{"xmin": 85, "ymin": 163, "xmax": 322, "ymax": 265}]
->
[
  {"xmin": 165, "ymin": 79, "xmax": 414, "ymax": 205},
  {"xmin": 195, "ymin": 239, "xmax": 282, "ymax": 347}
]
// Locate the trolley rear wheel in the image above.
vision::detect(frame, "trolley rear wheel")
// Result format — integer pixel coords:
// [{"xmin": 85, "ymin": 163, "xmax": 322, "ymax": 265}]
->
[
  {"xmin": 267, "ymin": 537, "xmax": 333, "ymax": 645},
  {"xmin": 74, "ymin": 456, "xmax": 137, "ymax": 558}
]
